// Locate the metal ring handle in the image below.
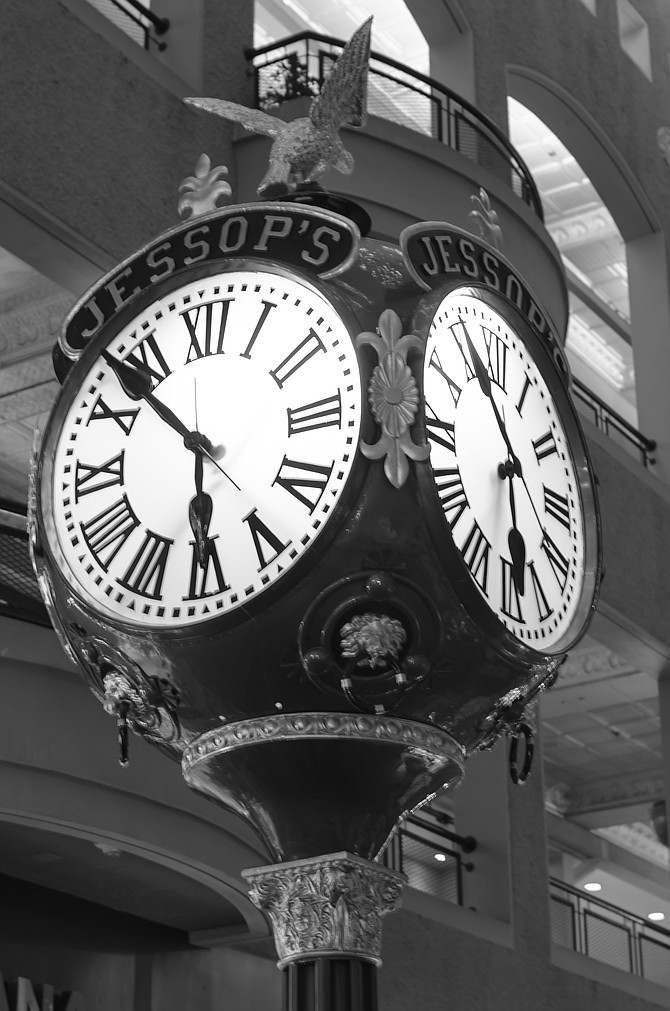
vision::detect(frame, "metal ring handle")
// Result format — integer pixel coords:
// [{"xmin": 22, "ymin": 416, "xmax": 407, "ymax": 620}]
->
[{"xmin": 509, "ymin": 722, "xmax": 534, "ymax": 784}]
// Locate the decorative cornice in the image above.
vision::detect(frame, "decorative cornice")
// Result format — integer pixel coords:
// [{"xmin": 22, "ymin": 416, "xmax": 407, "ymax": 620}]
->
[
  {"xmin": 545, "ymin": 771, "xmax": 665, "ymax": 817},
  {"xmin": 183, "ymin": 712, "xmax": 465, "ymax": 773},
  {"xmin": 0, "ymin": 288, "xmax": 73, "ymax": 365},
  {"xmin": 242, "ymin": 852, "xmax": 404, "ymax": 967},
  {"xmin": 556, "ymin": 645, "xmax": 634, "ymax": 684},
  {"xmin": 594, "ymin": 822, "xmax": 669, "ymax": 870},
  {"xmin": 546, "ymin": 205, "xmax": 619, "ymax": 251}
]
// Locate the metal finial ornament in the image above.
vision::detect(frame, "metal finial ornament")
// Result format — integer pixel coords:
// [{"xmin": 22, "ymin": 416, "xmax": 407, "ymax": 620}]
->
[
  {"xmin": 177, "ymin": 153, "xmax": 232, "ymax": 219},
  {"xmin": 469, "ymin": 187, "xmax": 503, "ymax": 250},
  {"xmin": 184, "ymin": 17, "xmax": 372, "ymax": 197},
  {"xmin": 356, "ymin": 308, "xmax": 429, "ymax": 488}
]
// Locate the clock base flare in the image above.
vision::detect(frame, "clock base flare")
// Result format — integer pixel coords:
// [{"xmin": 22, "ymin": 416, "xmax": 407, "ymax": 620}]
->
[{"xmin": 182, "ymin": 713, "xmax": 464, "ymax": 862}]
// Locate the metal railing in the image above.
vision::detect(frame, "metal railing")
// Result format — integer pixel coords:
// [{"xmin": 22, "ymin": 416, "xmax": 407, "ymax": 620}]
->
[
  {"xmin": 0, "ymin": 505, "xmax": 49, "ymax": 627},
  {"xmin": 88, "ymin": 0, "xmax": 170, "ymax": 51},
  {"xmin": 550, "ymin": 878, "xmax": 670, "ymax": 987},
  {"xmin": 246, "ymin": 33, "xmax": 543, "ymax": 220},
  {"xmin": 572, "ymin": 377, "xmax": 656, "ymax": 468},
  {"xmin": 381, "ymin": 809, "xmax": 474, "ymax": 906}
]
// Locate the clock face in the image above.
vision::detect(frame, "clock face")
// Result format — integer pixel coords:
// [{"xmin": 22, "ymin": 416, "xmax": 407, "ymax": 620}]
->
[
  {"xmin": 42, "ymin": 267, "xmax": 363, "ymax": 628},
  {"xmin": 422, "ymin": 287, "xmax": 596, "ymax": 652}
]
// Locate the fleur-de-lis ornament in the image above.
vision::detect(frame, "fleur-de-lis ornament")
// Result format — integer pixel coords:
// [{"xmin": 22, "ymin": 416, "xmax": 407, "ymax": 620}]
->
[
  {"xmin": 177, "ymin": 153, "xmax": 232, "ymax": 220},
  {"xmin": 356, "ymin": 309, "xmax": 429, "ymax": 488},
  {"xmin": 468, "ymin": 187, "xmax": 503, "ymax": 250}
]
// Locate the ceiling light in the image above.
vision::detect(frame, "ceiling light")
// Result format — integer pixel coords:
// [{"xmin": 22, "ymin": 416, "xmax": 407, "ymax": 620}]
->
[
  {"xmin": 647, "ymin": 912, "xmax": 665, "ymax": 922},
  {"xmin": 434, "ymin": 852, "xmax": 447, "ymax": 862},
  {"xmin": 583, "ymin": 882, "xmax": 602, "ymax": 892}
]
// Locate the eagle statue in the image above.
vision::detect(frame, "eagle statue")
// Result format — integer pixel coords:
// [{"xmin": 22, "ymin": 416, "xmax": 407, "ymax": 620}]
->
[{"xmin": 184, "ymin": 17, "xmax": 372, "ymax": 198}]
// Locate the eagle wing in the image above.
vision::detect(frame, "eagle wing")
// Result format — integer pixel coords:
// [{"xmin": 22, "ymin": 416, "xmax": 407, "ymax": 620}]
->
[
  {"xmin": 310, "ymin": 17, "xmax": 372, "ymax": 131},
  {"xmin": 184, "ymin": 98, "xmax": 284, "ymax": 138}
]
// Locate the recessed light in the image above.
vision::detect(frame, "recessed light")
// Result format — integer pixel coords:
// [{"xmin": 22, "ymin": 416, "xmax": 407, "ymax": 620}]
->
[
  {"xmin": 434, "ymin": 852, "xmax": 447, "ymax": 863},
  {"xmin": 647, "ymin": 912, "xmax": 665, "ymax": 922},
  {"xmin": 583, "ymin": 882, "xmax": 602, "ymax": 892}
]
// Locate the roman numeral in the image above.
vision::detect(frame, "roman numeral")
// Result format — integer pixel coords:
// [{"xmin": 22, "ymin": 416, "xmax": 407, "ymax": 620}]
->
[
  {"xmin": 461, "ymin": 521, "xmax": 491, "ymax": 594},
  {"xmin": 541, "ymin": 530, "xmax": 570, "ymax": 591},
  {"xmin": 425, "ymin": 406, "xmax": 456, "ymax": 453},
  {"xmin": 184, "ymin": 537, "xmax": 229, "ymax": 600},
  {"xmin": 528, "ymin": 560, "xmax": 553, "ymax": 622},
  {"xmin": 118, "ymin": 529, "xmax": 173, "ymax": 599},
  {"xmin": 80, "ymin": 494, "xmax": 139, "ymax": 571},
  {"xmin": 433, "ymin": 467, "xmax": 468, "ymax": 528},
  {"xmin": 482, "ymin": 328, "xmax": 508, "ymax": 391},
  {"xmin": 533, "ymin": 429, "xmax": 558, "ymax": 462},
  {"xmin": 449, "ymin": 322, "xmax": 476, "ymax": 382},
  {"xmin": 272, "ymin": 457, "xmax": 333, "ymax": 513},
  {"xmin": 270, "ymin": 328, "xmax": 326, "ymax": 389},
  {"xmin": 75, "ymin": 451, "xmax": 125, "ymax": 502},
  {"xmin": 243, "ymin": 508, "xmax": 289, "ymax": 569},
  {"xmin": 181, "ymin": 298, "xmax": 232, "ymax": 361},
  {"xmin": 88, "ymin": 395, "xmax": 139, "ymax": 435},
  {"xmin": 428, "ymin": 349, "xmax": 461, "ymax": 406},
  {"xmin": 516, "ymin": 375, "xmax": 531, "ymax": 417},
  {"xmin": 543, "ymin": 485, "xmax": 570, "ymax": 530},
  {"xmin": 501, "ymin": 557, "xmax": 524, "ymax": 621},
  {"xmin": 240, "ymin": 300, "xmax": 277, "ymax": 359},
  {"xmin": 125, "ymin": 332, "xmax": 172, "ymax": 387},
  {"xmin": 288, "ymin": 393, "xmax": 342, "ymax": 435}
]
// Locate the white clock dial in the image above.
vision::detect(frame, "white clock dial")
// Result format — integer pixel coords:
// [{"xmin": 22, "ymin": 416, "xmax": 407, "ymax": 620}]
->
[
  {"xmin": 44, "ymin": 268, "xmax": 363, "ymax": 627},
  {"xmin": 423, "ymin": 289, "xmax": 588, "ymax": 651}
]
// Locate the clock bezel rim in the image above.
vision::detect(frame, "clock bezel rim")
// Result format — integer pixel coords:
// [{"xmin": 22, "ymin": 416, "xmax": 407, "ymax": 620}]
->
[
  {"xmin": 37, "ymin": 257, "xmax": 371, "ymax": 636},
  {"xmin": 413, "ymin": 280, "xmax": 602, "ymax": 659}
]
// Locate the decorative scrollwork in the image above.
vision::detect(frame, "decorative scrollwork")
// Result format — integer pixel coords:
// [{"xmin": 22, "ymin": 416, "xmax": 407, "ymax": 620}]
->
[
  {"xmin": 68, "ymin": 633, "xmax": 182, "ymax": 765},
  {"xmin": 242, "ymin": 852, "xmax": 405, "ymax": 967},
  {"xmin": 183, "ymin": 712, "xmax": 464, "ymax": 770},
  {"xmin": 356, "ymin": 309, "xmax": 429, "ymax": 488}
]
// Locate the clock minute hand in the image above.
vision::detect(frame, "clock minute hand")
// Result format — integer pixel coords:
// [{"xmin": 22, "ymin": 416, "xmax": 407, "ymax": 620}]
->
[
  {"xmin": 103, "ymin": 352, "xmax": 192, "ymax": 441},
  {"xmin": 104, "ymin": 352, "xmax": 241, "ymax": 490},
  {"xmin": 460, "ymin": 321, "xmax": 517, "ymax": 463}
]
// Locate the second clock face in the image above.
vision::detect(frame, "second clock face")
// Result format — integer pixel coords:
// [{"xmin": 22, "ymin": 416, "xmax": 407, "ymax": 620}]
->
[
  {"xmin": 422, "ymin": 288, "xmax": 588, "ymax": 652},
  {"xmin": 44, "ymin": 267, "xmax": 363, "ymax": 628}
]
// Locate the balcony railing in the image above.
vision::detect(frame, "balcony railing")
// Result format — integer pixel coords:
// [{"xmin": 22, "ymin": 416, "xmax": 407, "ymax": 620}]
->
[
  {"xmin": 86, "ymin": 0, "xmax": 170, "ymax": 51},
  {"xmin": 380, "ymin": 809, "xmax": 475, "ymax": 906},
  {"xmin": 550, "ymin": 878, "xmax": 670, "ymax": 987},
  {"xmin": 0, "ymin": 505, "xmax": 49, "ymax": 627},
  {"xmin": 246, "ymin": 33, "xmax": 543, "ymax": 220},
  {"xmin": 572, "ymin": 377, "xmax": 656, "ymax": 468}
]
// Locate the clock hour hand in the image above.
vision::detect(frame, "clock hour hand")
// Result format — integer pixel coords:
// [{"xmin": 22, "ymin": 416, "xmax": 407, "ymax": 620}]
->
[
  {"xmin": 188, "ymin": 450, "xmax": 213, "ymax": 569},
  {"xmin": 499, "ymin": 459, "xmax": 526, "ymax": 595}
]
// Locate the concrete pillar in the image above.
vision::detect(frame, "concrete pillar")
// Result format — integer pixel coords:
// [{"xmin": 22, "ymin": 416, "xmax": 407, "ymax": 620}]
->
[{"xmin": 454, "ymin": 742, "xmax": 511, "ymax": 921}]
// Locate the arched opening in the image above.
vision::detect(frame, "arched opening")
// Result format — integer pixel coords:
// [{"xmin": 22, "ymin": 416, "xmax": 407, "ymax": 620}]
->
[
  {"xmin": 508, "ymin": 97, "xmax": 636, "ymax": 427},
  {"xmin": 507, "ymin": 69, "xmax": 669, "ymax": 475}
]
